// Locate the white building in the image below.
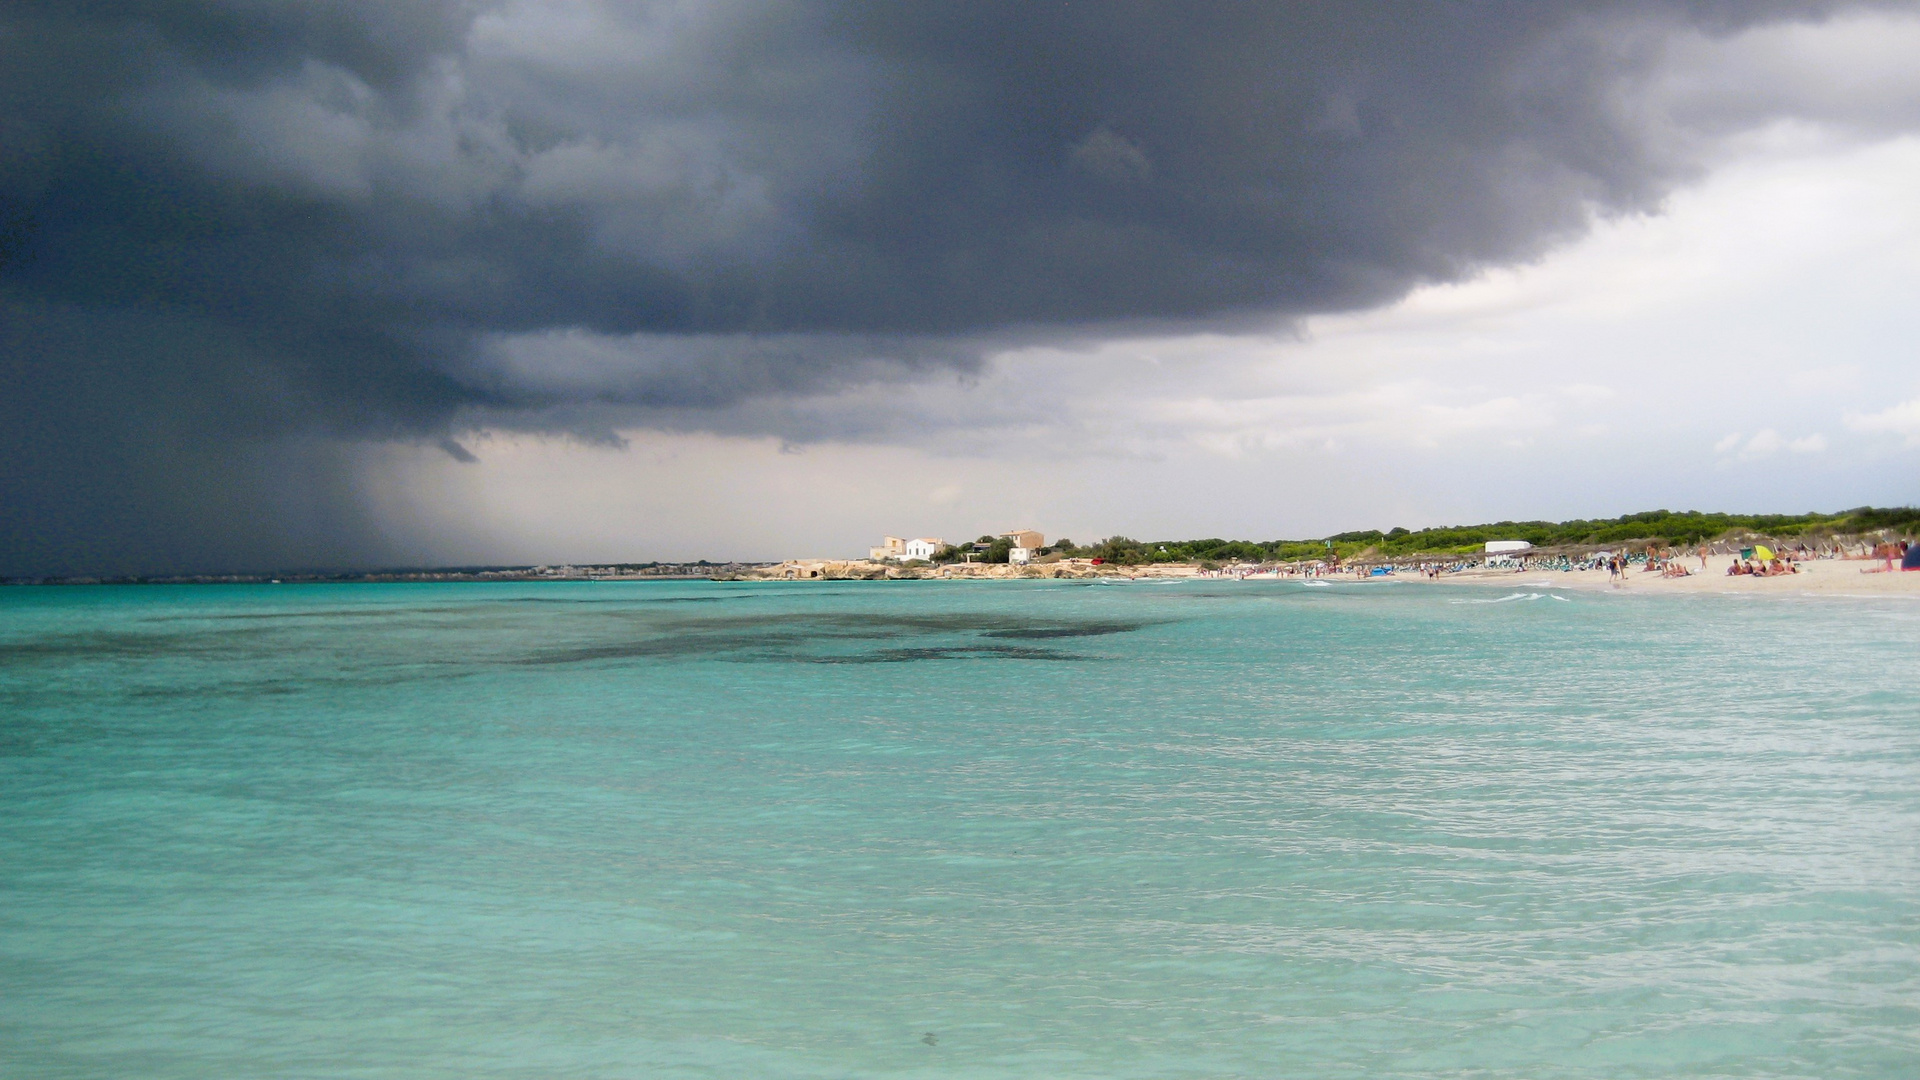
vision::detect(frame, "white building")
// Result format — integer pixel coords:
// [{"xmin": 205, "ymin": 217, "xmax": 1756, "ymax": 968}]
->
[
  {"xmin": 1485, "ymin": 540, "xmax": 1533, "ymax": 554},
  {"xmin": 902, "ymin": 537, "xmax": 944, "ymax": 561},
  {"xmin": 1008, "ymin": 547, "xmax": 1033, "ymax": 564}
]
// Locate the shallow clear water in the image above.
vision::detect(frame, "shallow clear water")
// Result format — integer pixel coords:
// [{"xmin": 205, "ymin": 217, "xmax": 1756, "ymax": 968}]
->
[{"xmin": 2, "ymin": 580, "xmax": 1917, "ymax": 1078}]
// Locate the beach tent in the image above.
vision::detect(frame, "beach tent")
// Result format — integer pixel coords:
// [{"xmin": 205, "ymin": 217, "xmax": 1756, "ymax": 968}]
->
[{"xmin": 1904, "ymin": 545, "xmax": 1920, "ymax": 570}]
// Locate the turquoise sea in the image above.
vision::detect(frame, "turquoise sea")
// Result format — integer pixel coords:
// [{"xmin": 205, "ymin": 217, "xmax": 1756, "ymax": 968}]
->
[{"xmin": 2, "ymin": 580, "xmax": 1917, "ymax": 1078}]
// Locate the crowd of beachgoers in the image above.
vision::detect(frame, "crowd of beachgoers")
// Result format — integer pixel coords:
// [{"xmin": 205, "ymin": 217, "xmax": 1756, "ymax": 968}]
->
[{"xmin": 1172, "ymin": 536, "xmax": 1920, "ymax": 593}]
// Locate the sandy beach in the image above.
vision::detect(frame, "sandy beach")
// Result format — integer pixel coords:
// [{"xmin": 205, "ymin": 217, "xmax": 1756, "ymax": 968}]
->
[{"xmin": 1412, "ymin": 555, "xmax": 1920, "ymax": 597}]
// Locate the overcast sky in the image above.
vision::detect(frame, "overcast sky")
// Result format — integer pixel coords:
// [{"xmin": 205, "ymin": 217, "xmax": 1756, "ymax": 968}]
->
[{"xmin": 4, "ymin": 2, "xmax": 1917, "ymax": 573}]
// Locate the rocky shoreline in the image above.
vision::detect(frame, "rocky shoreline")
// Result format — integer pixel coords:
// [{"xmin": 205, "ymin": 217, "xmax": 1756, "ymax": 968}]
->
[{"xmin": 720, "ymin": 558, "xmax": 1208, "ymax": 581}]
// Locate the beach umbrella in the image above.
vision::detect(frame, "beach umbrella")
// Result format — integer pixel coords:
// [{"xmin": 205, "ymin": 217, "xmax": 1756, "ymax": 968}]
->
[{"xmin": 1752, "ymin": 545, "xmax": 1775, "ymax": 561}]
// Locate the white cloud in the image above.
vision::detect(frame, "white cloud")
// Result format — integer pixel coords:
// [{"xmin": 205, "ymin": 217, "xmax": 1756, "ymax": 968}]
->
[
  {"xmin": 1845, "ymin": 399, "xmax": 1920, "ymax": 446},
  {"xmin": 1730, "ymin": 431, "xmax": 1826, "ymax": 458}
]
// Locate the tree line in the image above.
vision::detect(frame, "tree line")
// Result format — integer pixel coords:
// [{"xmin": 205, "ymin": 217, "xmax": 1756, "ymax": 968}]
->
[{"xmin": 919, "ymin": 507, "xmax": 1920, "ymax": 566}]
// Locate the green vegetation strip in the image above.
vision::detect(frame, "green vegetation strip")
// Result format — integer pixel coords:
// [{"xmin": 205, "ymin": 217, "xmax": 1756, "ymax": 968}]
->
[{"xmin": 1007, "ymin": 507, "xmax": 1920, "ymax": 566}]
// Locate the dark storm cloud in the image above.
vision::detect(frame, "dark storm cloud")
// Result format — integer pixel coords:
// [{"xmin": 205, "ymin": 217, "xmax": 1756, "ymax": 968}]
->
[{"xmin": 0, "ymin": 0, "xmax": 1900, "ymax": 572}]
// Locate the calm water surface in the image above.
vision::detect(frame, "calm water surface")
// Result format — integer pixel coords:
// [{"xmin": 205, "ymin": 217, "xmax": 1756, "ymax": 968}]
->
[{"xmin": 2, "ymin": 580, "xmax": 1917, "ymax": 1078}]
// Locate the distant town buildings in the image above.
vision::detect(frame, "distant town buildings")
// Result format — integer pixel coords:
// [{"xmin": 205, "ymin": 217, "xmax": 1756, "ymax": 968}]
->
[
  {"xmin": 869, "ymin": 530, "xmax": 1043, "ymax": 563},
  {"xmin": 1002, "ymin": 530, "xmax": 1043, "ymax": 564},
  {"xmin": 869, "ymin": 536, "xmax": 947, "ymax": 561},
  {"xmin": 859, "ymin": 537, "xmax": 946, "ymax": 562}
]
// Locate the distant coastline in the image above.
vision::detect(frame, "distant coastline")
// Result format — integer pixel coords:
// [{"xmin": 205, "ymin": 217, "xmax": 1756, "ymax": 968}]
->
[
  {"xmin": 9, "ymin": 506, "xmax": 1913, "ymax": 587},
  {"xmin": 1, "ymin": 563, "xmax": 773, "ymax": 587}
]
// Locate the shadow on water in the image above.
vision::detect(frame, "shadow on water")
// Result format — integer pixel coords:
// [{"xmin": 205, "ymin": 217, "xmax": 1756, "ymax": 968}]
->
[
  {"xmin": 521, "ymin": 613, "xmax": 1159, "ymax": 666},
  {"xmin": 140, "ymin": 591, "xmax": 757, "ymax": 622},
  {"xmin": 980, "ymin": 622, "xmax": 1143, "ymax": 639},
  {"xmin": 0, "ymin": 629, "xmax": 262, "ymax": 664},
  {"xmin": 0, "ymin": 605, "xmax": 1166, "ymax": 673},
  {"xmin": 814, "ymin": 644, "xmax": 1092, "ymax": 664}
]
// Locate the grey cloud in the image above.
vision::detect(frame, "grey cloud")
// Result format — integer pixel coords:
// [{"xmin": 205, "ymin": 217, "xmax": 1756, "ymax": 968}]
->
[
  {"xmin": 1070, "ymin": 129, "xmax": 1154, "ymax": 185},
  {"xmin": 464, "ymin": 329, "xmax": 979, "ymax": 411},
  {"xmin": 1, "ymin": 0, "xmax": 1910, "ymax": 573},
  {"xmin": 1651, "ymin": 14, "xmax": 1920, "ymax": 139},
  {"xmin": 436, "ymin": 437, "xmax": 479, "ymax": 463}
]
